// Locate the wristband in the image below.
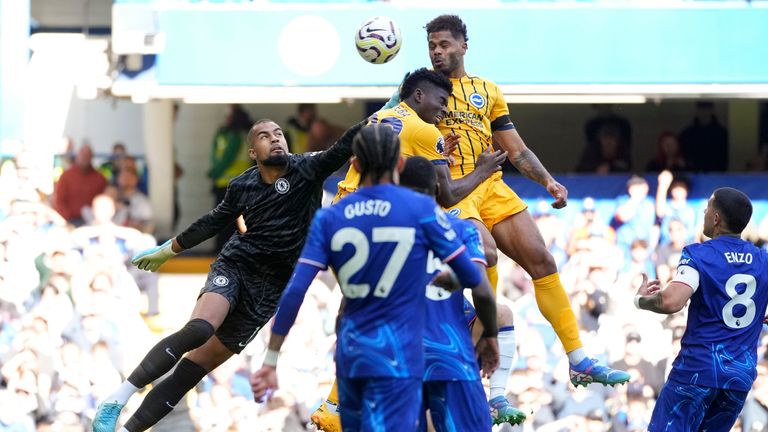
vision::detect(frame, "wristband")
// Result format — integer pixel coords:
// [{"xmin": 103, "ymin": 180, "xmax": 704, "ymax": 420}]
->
[
  {"xmin": 481, "ymin": 329, "xmax": 498, "ymax": 339},
  {"xmin": 263, "ymin": 349, "xmax": 279, "ymax": 367},
  {"xmin": 634, "ymin": 295, "xmax": 642, "ymax": 309}
]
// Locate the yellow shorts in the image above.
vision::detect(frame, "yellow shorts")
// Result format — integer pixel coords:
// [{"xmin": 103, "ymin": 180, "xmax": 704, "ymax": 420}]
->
[{"xmin": 444, "ymin": 172, "xmax": 527, "ymax": 231}]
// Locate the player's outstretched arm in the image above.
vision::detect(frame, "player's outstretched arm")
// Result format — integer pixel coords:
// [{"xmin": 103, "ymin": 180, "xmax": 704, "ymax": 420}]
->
[
  {"xmin": 132, "ymin": 185, "xmax": 245, "ymax": 272},
  {"xmin": 494, "ymin": 127, "xmax": 568, "ymax": 209},
  {"xmin": 302, "ymin": 120, "xmax": 366, "ymax": 180},
  {"xmin": 434, "ymin": 146, "xmax": 507, "ymax": 208},
  {"xmin": 174, "ymin": 185, "xmax": 244, "ymax": 250},
  {"xmin": 634, "ymin": 273, "xmax": 694, "ymax": 314}
]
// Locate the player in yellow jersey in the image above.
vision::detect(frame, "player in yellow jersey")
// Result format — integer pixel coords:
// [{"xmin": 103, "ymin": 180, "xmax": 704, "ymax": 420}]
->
[
  {"xmin": 310, "ymin": 69, "xmax": 516, "ymax": 432},
  {"xmin": 335, "ymin": 68, "xmax": 504, "ymax": 206},
  {"xmin": 424, "ymin": 14, "xmax": 630, "ymax": 419}
]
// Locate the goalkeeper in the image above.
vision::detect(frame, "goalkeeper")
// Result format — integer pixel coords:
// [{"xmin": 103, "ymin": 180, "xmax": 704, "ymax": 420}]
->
[{"xmin": 91, "ymin": 119, "xmax": 363, "ymax": 432}]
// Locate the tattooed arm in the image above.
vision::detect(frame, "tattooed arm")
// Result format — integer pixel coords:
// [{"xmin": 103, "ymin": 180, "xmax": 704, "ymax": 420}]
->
[{"xmin": 494, "ymin": 127, "xmax": 568, "ymax": 209}]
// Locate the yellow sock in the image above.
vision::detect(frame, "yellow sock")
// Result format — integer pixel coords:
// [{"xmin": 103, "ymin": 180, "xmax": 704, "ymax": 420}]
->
[
  {"xmin": 486, "ymin": 265, "xmax": 498, "ymax": 297},
  {"xmin": 532, "ymin": 272, "xmax": 583, "ymax": 353},
  {"xmin": 326, "ymin": 379, "xmax": 339, "ymax": 406}
]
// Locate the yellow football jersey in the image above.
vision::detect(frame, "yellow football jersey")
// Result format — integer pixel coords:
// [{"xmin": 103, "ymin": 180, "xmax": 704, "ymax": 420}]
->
[
  {"xmin": 335, "ymin": 102, "xmax": 447, "ymax": 198},
  {"xmin": 438, "ymin": 75, "xmax": 509, "ymax": 179}
]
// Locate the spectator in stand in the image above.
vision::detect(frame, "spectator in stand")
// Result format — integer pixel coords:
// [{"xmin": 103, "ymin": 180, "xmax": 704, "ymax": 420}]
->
[
  {"xmin": 576, "ymin": 125, "xmax": 632, "ymax": 174},
  {"xmin": 208, "ymin": 104, "xmax": 254, "ymax": 253},
  {"xmin": 623, "ymin": 239, "xmax": 656, "ymax": 279},
  {"xmin": 120, "ymin": 156, "xmax": 149, "ymax": 196},
  {"xmin": 655, "ymin": 170, "xmax": 697, "ymax": 244},
  {"xmin": 611, "ymin": 331, "xmax": 663, "ymax": 398},
  {"xmin": 284, "ymin": 103, "xmax": 317, "ymax": 154},
  {"xmin": 679, "ymin": 101, "xmax": 729, "ymax": 172},
  {"xmin": 584, "ymin": 104, "xmax": 632, "ymax": 154},
  {"xmin": 612, "ymin": 176, "xmax": 657, "ymax": 250},
  {"xmin": 72, "ymin": 194, "xmax": 158, "ymax": 317},
  {"xmin": 116, "ymin": 167, "xmax": 154, "ymax": 234},
  {"xmin": 654, "ymin": 218, "xmax": 688, "ymax": 269},
  {"xmin": 99, "ymin": 142, "xmax": 128, "ymax": 186},
  {"xmin": 53, "ymin": 144, "xmax": 107, "ymax": 226},
  {"xmin": 567, "ymin": 197, "xmax": 616, "ymax": 256},
  {"xmin": 306, "ymin": 118, "xmax": 345, "ymax": 153},
  {"xmin": 645, "ymin": 132, "xmax": 688, "ymax": 173}
]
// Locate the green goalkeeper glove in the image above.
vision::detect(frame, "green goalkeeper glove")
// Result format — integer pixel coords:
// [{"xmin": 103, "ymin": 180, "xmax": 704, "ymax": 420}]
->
[{"xmin": 131, "ymin": 239, "xmax": 178, "ymax": 272}]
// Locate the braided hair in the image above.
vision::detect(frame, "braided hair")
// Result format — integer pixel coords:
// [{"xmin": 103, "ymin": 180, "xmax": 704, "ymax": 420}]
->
[{"xmin": 353, "ymin": 124, "xmax": 401, "ymax": 185}]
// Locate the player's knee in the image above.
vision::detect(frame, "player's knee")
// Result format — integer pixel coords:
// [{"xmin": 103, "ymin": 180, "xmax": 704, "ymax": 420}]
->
[
  {"xmin": 178, "ymin": 318, "xmax": 216, "ymax": 349},
  {"xmin": 528, "ymin": 249, "xmax": 557, "ymax": 279},
  {"xmin": 496, "ymin": 303, "xmax": 514, "ymax": 327},
  {"xmin": 185, "ymin": 333, "xmax": 234, "ymax": 371}
]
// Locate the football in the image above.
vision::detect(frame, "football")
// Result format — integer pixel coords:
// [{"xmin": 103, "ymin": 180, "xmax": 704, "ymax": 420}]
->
[{"xmin": 354, "ymin": 16, "xmax": 402, "ymax": 64}]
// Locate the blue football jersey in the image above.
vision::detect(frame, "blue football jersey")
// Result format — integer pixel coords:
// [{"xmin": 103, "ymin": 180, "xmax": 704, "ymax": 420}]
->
[
  {"xmin": 668, "ymin": 236, "xmax": 768, "ymax": 391},
  {"xmin": 299, "ymin": 184, "xmax": 469, "ymax": 379},
  {"xmin": 423, "ymin": 215, "xmax": 486, "ymax": 382}
]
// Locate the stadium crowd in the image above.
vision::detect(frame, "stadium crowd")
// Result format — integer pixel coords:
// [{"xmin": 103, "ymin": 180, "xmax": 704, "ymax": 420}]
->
[{"xmin": 2, "ymin": 141, "xmax": 768, "ymax": 431}]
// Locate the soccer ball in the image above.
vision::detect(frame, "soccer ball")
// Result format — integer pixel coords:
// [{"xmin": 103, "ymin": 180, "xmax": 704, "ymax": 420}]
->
[{"xmin": 355, "ymin": 16, "xmax": 402, "ymax": 64}]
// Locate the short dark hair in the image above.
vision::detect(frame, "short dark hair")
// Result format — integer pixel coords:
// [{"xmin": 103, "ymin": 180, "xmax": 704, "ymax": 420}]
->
[
  {"xmin": 425, "ymin": 14, "xmax": 468, "ymax": 42},
  {"xmin": 246, "ymin": 118, "xmax": 277, "ymax": 148},
  {"xmin": 399, "ymin": 156, "xmax": 437, "ymax": 196},
  {"xmin": 353, "ymin": 125, "xmax": 401, "ymax": 185},
  {"xmin": 399, "ymin": 68, "xmax": 453, "ymax": 101},
  {"xmin": 712, "ymin": 187, "xmax": 752, "ymax": 233}
]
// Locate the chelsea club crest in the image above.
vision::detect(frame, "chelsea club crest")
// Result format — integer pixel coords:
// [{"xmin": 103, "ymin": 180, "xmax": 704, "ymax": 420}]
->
[{"xmin": 275, "ymin": 178, "xmax": 290, "ymax": 194}]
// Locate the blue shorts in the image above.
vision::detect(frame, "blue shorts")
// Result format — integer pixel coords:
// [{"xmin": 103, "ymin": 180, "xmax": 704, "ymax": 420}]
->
[
  {"xmin": 649, "ymin": 378, "xmax": 748, "ymax": 432},
  {"xmin": 338, "ymin": 377, "xmax": 422, "ymax": 432},
  {"xmin": 421, "ymin": 380, "xmax": 491, "ymax": 432}
]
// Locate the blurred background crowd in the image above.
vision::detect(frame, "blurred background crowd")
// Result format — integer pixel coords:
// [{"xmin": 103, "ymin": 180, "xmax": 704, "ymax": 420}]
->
[
  {"xmin": 2, "ymin": 122, "xmax": 768, "ymax": 431},
  {"xmin": 1, "ymin": 0, "xmax": 768, "ymax": 429}
]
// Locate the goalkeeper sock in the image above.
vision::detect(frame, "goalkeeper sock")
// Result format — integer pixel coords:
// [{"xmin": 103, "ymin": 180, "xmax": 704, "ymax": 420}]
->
[{"xmin": 127, "ymin": 319, "xmax": 214, "ymax": 388}]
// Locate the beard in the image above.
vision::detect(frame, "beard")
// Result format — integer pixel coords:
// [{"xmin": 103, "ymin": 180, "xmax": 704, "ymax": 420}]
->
[{"xmin": 262, "ymin": 154, "xmax": 289, "ymax": 167}]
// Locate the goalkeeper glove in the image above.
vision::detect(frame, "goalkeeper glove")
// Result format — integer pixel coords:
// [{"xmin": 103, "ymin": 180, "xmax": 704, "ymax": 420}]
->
[{"xmin": 131, "ymin": 239, "xmax": 177, "ymax": 272}]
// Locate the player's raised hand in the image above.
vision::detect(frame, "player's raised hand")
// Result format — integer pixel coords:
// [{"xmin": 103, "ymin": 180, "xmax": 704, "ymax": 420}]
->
[
  {"xmin": 251, "ymin": 366, "xmax": 278, "ymax": 402},
  {"xmin": 546, "ymin": 179, "xmax": 568, "ymax": 209},
  {"xmin": 475, "ymin": 336, "xmax": 500, "ymax": 378},
  {"xmin": 441, "ymin": 132, "xmax": 460, "ymax": 166},
  {"xmin": 442, "ymin": 132, "xmax": 460, "ymax": 157},
  {"xmin": 635, "ymin": 273, "xmax": 661, "ymax": 297},
  {"xmin": 131, "ymin": 239, "xmax": 178, "ymax": 272}
]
